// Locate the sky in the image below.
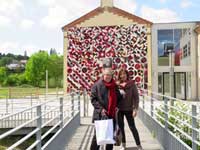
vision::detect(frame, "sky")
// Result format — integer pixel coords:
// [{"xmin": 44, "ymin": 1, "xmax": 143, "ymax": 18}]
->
[{"xmin": 0, "ymin": 0, "xmax": 200, "ymax": 56}]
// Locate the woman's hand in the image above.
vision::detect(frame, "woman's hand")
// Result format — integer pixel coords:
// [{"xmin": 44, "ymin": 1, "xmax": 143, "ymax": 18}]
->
[
  {"xmin": 119, "ymin": 89, "xmax": 126, "ymax": 98},
  {"xmin": 120, "ymin": 82, "xmax": 126, "ymax": 87},
  {"xmin": 132, "ymin": 109, "xmax": 138, "ymax": 117},
  {"xmin": 101, "ymin": 108, "xmax": 107, "ymax": 116}
]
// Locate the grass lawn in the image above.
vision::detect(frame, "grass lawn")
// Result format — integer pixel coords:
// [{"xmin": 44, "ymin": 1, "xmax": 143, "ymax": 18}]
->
[
  {"xmin": 0, "ymin": 135, "xmax": 35, "ymax": 150},
  {"xmin": 0, "ymin": 87, "xmax": 63, "ymax": 99}
]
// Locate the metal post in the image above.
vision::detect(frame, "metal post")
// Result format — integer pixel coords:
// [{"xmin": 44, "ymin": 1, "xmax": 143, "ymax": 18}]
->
[
  {"xmin": 78, "ymin": 92, "xmax": 80, "ymax": 112},
  {"xmin": 164, "ymin": 97, "xmax": 168, "ymax": 129},
  {"xmin": 56, "ymin": 87, "xmax": 58, "ymax": 100},
  {"xmin": 142, "ymin": 89, "xmax": 145, "ymax": 110},
  {"xmin": 86, "ymin": 93, "xmax": 89, "ymax": 116},
  {"xmin": 31, "ymin": 93, "xmax": 33, "ymax": 119},
  {"xmin": 45, "ymin": 70, "xmax": 48, "ymax": 102},
  {"xmin": 31, "ymin": 93, "xmax": 33, "ymax": 107},
  {"xmin": 12, "ymin": 99, "xmax": 13, "ymax": 113},
  {"xmin": 6, "ymin": 96, "xmax": 8, "ymax": 114},
  {"xmin": 164, "ymin": 97, "xmax": 169, "ymax": 150},
  {"xmin": 169, "ymin": 51, "xmax": 175, "ymax": 106},
  {"xmin": 142, "ymin": 94, "xmax": 145, "ymax": 110},
  {"xmin": 151, "ymin": 93, "xmax": 154, "ymax": 117},
  {"xmin": 60, "ymin": 97, "xmax": 63, "ymax": 129},
  {"xmin": 9, "ymin": 87, "xmax": 11, "ymax": 99},
  {"xmin": 71, "ymin": 93, "xmax": 74, "ymax": 117},
  {"xmin": 192, "ymin": 105, "xmax": 197, "ymax": 150},
  {"xmin": 36, "ymin": 105, "xmax": 42, "ymax": 150},
  {"xmin": 83, "ymin": 90, "xmax": 86, "ymax": 117}
]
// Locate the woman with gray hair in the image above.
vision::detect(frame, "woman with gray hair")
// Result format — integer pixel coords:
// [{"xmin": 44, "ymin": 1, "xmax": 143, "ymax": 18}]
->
[{"xmin": 90, "ymin": 58, "xmax": 122, "ymax": 150}]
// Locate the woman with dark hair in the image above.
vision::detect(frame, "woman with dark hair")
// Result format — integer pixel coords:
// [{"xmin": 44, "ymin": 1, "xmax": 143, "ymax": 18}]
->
[{"xmin": 117, "ymin": 68, "xmax": 143, "ymax": 150}]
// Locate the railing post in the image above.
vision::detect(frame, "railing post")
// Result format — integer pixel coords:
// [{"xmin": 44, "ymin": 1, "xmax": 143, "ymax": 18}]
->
[
  {"xmin": 9, "ymin": 87, "xmax": 11, "ymax": 99},
  {"xmin": 164, "ymin": 97, "xmax": 169, "ymax": 150},
  {"xmin": 6, "ymin": 95, "xmax": 8, "ymax": 114},
  {"xmin": 142, "ymin": 90, "xmax": 145, "ymax": 110},
  {"xmin": 71, "ymin": 93, "xmax": 74, "ymax": 117},
  {"xmin": 60, "ymin": 97, "xmax": 63, "ymax": 129},
  {"xmin": 151, "ymin": 93, "xmax": 154, "ymax": 117},
  {"xmin": 56, "ymin": 87, "xmax": 58, "ymax": 100},
  {"xmin": 83, "ymin": 89, "xmax": 86, "ymax": 117},
  {"xmin": 30, "ymin": 93, "xmax": 33, "ymax": 107},
  {"xmin": 164, "ymin": 97, "xmax": 168, "ymax": 130},
  {"xmin": 36, "ymin": 105, "xmax": 42, "ymax": 150},
  {"xmin": 192, "ymin": 105, "xmax": 197, "ymax": 150},
  {"xmin": 78, "ymin": 92, "xmax": 80, "ymax": 112}
]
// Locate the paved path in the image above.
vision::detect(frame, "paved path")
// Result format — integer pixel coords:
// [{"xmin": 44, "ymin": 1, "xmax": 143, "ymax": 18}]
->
[{"xmin": 66, "ymin": 117, "xmax": 163, "ymax": 150}]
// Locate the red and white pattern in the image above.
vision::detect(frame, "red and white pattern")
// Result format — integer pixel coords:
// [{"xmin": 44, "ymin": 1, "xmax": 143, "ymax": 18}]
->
[{"xmin": 67, "ymin": 24, "xmax": 148, "ymax": 93}]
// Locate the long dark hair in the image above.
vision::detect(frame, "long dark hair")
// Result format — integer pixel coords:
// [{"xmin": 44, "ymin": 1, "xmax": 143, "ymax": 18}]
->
[{"xmin": 117, "ymin": 68, "xmax": 129, "ymax": 83}]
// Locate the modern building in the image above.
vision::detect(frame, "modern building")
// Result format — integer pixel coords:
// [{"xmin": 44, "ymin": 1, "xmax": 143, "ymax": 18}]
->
[
  {"xmin": 152, "ymin": 22, "xmax": 200, "ymax": 100},
  {"xmin": 62, "ymin": 0, "xmax": 200, "ymax": 101}
]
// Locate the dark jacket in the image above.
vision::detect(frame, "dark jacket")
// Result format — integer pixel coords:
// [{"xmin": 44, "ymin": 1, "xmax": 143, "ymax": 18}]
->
[
  {"xmin": 91, "ymin": 78, "xmax": 122, "ymax": 122},
  {"xmin": 118, "ymin": 80, "xmax": 139, "ymax": 111}
]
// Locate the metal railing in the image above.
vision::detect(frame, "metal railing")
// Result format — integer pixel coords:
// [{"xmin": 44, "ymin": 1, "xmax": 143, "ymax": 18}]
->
[
  {"xmin": 0, "ymin": 94, "xmax": 63, "ymax": 118},
  {"xmin": 0, "ymin": 92, "xmax": 81, "ymax": 150},
  {"xmin": 139, "ymin": 89, "xmax": 200, "ymax": 150}
]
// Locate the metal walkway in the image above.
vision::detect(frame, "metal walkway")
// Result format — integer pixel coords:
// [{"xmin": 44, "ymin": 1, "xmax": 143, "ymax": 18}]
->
[
  {"xmin": 0, "ymin": 90, "xmax": 199, "ymax": 150},
  {"xmin": 66, "ymin": 117, "xmax": 162, "ymax": 150}
]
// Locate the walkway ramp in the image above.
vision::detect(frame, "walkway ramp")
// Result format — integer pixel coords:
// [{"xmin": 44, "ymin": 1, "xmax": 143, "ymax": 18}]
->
[{"xmin": 66, "ymin": 117, "xmax": 163, "ymax": 150}]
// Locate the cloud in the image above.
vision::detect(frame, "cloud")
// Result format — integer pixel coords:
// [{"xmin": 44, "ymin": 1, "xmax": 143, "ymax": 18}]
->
[
  {"xmin": 40, "ymin": 0, "xmax": 98, "ymax": 29},
  {"xmin": 0, "ymin": 0, "xmax": 23, "ymax": 15},
  {"xmin": 0, "ymin": 15, "xmax": 11, "ymax": 27},
  {"xmin": 0, "ymin": 41, "xmax": 40, "ymax": 56},
  {"xmin": 37, "ymin": 0, "xmax": 56, "ymax": 6},
  {"xmin": 180, "ymin": 0, "xmax": 193, "ymax": 8},
  {"xmin": 140, "ymin": 6, "xmax": 180, "ymax": 23},
  {"xmin": 0, "ymin": 41, "xmax": 19, "ymax": 53},
  {"xmin": 20, "ymin": 19, "xmax": 35, "ymax": 30},
  {"xmin": 41, "ymin": 5, "xmax": 69, "ymax": 29},
  {"xmin": 158, "ymin": 0, "xmax": 167, "ymax": 3},
  {"xmin": 115, "ymin": 0, "xmax": 137, "ymax": 13}
]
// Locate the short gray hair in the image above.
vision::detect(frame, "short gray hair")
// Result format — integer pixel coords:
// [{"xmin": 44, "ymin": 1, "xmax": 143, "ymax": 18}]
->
[{"xmin": 102, "ymin": 57, "xmax": 112, "ymax": 68}]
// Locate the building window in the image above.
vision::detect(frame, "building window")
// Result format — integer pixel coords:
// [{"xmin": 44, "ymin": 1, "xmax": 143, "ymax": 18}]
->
[
  {"xmin": 157, "ymin": 28, "xmax": 191, "ymax": 66},
  {"xmin": 183, "ymin": 44, "xmax": 188, "ymax": 58},
  {"xmin": 188, "ymin": 41, "xmax": 191, "ymax": 56},
  {"xmin": 158, "ymin": 73, "xmax": 163, "ymax": 93}
]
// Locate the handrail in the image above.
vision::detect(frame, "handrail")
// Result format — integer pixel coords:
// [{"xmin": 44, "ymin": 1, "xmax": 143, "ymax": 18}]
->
[
  {"xmin": 139, "ymin": 88, "xmax": 200, "ymax": 150},
  {"xmin": 0, "ymin": 92, "xmax": 81, "ymax": 150}
]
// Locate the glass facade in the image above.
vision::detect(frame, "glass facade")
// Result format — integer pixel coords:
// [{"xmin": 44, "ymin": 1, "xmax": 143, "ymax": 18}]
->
[
  {"xmin": 157, "ymin": 28, "xmax": 191, "ymax": 66},
  {"xmin": 157, "ymin": 72, "xmax": 191, "ymax": 100}
]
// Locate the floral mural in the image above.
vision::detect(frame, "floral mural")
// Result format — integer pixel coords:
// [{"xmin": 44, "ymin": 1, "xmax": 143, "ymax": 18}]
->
[{"xmin": 67, "ymin": 24, "xmax": 148, "ymax": 93}]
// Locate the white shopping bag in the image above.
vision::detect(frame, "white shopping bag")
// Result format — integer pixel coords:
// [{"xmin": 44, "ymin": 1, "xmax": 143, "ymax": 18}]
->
[{"xmin": 94, "ymin": 119, "xmax": 115, "ymax": 145}]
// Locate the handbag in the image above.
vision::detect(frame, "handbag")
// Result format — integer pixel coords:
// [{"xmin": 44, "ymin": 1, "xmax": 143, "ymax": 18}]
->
[
  {"xmin": 114, "ymin": 110, "xmax": 122, "ymax": 146},
  {"xmin": 94, "ymin": 118, "xmax": 115, "ymax": 145}
]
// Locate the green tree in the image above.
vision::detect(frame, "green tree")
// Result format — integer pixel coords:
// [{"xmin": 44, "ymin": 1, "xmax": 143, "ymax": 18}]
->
[
  {"xmin": 47, "ymin": 54, "xmax": 63, "ymax": 87},
  {"xmin": 0, "ymin": 67, "xmax": 7, "ymax": 85},
  {"xmin": 4, "ymin": 74, "xmax": 19, "ymax": 86},
  {"xmin": 0, "ymin": 57, "xmax": 13, "ymax": 66},
  {"xmin": 25, "ymin": 51, "xmax": 49, "ymax": 87}
]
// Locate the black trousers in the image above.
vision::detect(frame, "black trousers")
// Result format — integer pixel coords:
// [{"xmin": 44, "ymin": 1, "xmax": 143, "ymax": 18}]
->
[{"xmin": 118, "ymin": 110, "xmax": 141, "ymax": 146}]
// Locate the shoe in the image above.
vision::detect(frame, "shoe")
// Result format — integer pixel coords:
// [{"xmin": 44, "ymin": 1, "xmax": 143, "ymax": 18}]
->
[
  {"xmin": 137, "ymin": 145, "xmax": 143, "ymax": 150},
  {"xmin": 120, "ymin": 143, "xmax": 126, "ymax": 150},
  {"xmin": 120, "ymin": 146, "xmax": 125, "ymax": 150}
]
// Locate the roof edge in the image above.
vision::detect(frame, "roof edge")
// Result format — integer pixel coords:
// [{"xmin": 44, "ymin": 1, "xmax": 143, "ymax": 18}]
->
[
  {"xmin": 61, "ymin": 6, "xmax": 153, "ymax": 31},
  {"xmin": 62, "ymin": 7, "xmax": 103, "ymax": 31},
  {"xmin": 109, "ymin": 7, "xmax": 152, "ymax": 25}
]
